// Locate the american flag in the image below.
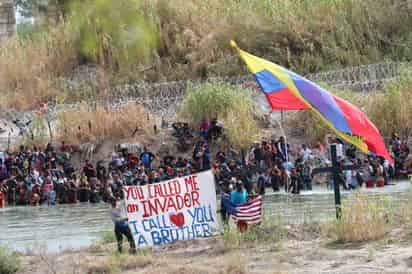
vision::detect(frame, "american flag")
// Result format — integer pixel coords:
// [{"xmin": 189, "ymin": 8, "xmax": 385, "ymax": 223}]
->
[{"xmin": 221, "ymin": 193, "xmax": 263, "ymax": 224}]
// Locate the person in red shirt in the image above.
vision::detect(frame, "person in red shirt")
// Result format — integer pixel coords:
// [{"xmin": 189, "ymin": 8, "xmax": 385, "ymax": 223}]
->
[
  {"xmin": 0, "ymin": 189, "xmax": 5, "ymax": 208},
  {"xmin": 59, "ymin": 141, "xmax": 72, "ymax": 153}
]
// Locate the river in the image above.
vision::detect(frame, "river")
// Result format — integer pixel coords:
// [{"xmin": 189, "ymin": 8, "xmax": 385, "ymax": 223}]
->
[{"xmin": 0, "ymin": 181, "xmax": 411, "ymax": 252}]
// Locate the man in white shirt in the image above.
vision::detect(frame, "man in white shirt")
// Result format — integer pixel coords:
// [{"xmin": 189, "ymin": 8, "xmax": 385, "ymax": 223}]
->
[
  {"xmin": 301, "ymin": 144, "xmax": 313, "ymax": 162},
  {"xmin": 110, "ymin": 197, "xmax": 136, "ymax": 254}
]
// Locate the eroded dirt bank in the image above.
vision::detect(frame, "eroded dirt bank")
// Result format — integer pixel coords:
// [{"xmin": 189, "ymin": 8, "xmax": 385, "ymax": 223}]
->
[{"xmin": 17, "ymin": 224, "xmax": 412, "ymax": 274}]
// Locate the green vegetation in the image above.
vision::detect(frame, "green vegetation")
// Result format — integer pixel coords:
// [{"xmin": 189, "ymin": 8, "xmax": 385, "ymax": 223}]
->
[
  {"xmin": 325, "ymin": 192, "xmax": 392, "ymax": 243},
  {"xmin": 222, "ymin": 217, "xmax": 285, "ymax": 249},
  {"xmin": 153, "ymin": 0, "xmax": 412, "ymax": 79},
  {"xmin": 0, "ymin": 247, "xmax": 20, "ymax": 274},
  {"xmin": 99, "ymin": 228, "xmax": 117, "ymax": 244},
  {"xmin": 179, "ymin": 82, "xmax": 258, "ymax": 149},
  {"xmin": 2, "ymin": 0, "xmax": 412, "ymax": 111},
  {"xmin": 68, "ymin": 0, "xmax": 159, "ymax": 73}
]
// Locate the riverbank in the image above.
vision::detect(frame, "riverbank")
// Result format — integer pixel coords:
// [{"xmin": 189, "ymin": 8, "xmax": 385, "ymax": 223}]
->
[
  {"xmin": 2, "ymin": 181, "xmax": 411, "ymax": 253},
  {"xmin": 15, "ymin": 221, "xmax": 412, "ymax": 274}
]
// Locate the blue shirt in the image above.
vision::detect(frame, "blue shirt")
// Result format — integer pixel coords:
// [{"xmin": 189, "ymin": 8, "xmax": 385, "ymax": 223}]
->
[{"xmin": 230, "ymin": 190, "xmax": 248, "ymax": 205}]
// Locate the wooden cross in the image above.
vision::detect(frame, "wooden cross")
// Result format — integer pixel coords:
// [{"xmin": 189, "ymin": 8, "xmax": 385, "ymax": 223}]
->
[{"xmin": 311, "ymin": 144, "xmax": 361, "ymax": 219}]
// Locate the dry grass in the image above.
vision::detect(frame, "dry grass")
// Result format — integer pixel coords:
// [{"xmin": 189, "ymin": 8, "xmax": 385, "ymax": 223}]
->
[
  {"xmin": 0, "ymin": 0, "xmax": 411, "ymax": 112},
  {"xmin": 223, "ymin": 254, "xmax": 248, "ymax": 274},
  {"xmin": 0, "ymin": 22, "xmax": 77, "ymax": 110},
  {"xmin": 365, "ymin": 67, "xmax": 412, "ymax": 139},
  {"xmin": 86, "ymin": 252, "xmax": 153, "ymax": 274},
  {"xmin": 324, "ymin": 192, "xmax": 391, "ymax": 243},
  {"xmin": 144, "ymin": 253, "xmax": 247, "ymax": 274},
  {"xmin": 149, "ymin": 0, "xmax": 412, "ymax": 79},
  {"xmin": 223, "ymin": 217, "xmax": 285, "ymax": 250},
  {"xmin": 57, "ymin": 103, "xmax": 157, "ymax": 145}
]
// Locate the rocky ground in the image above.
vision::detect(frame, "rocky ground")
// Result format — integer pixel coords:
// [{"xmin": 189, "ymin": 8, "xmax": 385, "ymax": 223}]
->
[{"xmin": 17, "ymin": 224, "xmax": 412, "ymax": 274}]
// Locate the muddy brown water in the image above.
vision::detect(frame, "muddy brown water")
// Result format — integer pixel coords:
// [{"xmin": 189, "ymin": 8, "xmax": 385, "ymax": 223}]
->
[{"xmin": 0, "ymin": 181, "xmax": 410, "ymax": 252}]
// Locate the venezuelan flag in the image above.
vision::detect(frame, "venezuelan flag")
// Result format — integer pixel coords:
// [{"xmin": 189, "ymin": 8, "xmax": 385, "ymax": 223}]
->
[{"xmin": 231, "ymin": 40, "xmax": 392, "ymax": 164}]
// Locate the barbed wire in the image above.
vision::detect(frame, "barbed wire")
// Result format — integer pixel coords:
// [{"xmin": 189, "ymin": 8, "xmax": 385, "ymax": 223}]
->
[{"xmin": 0, "ymin": 61, "xmax": 410, "ymax": 143}]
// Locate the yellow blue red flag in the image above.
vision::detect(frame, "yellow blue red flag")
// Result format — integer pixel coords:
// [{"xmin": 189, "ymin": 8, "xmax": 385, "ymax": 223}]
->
[{"xmin": 231, "ymin": 40, "xmax": 392, "ymax": 164}]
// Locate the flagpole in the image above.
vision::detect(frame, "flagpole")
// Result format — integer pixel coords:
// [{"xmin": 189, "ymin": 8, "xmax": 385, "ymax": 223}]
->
[{"xmin": 272, "ymin": 110, "xmax": 289, "ymax": 162}]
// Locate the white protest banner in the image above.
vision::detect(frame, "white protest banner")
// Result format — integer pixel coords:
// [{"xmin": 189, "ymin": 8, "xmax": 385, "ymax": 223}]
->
[{"xmin": 123, "ymin": 170, "xmax": 220, "ymax": 247}]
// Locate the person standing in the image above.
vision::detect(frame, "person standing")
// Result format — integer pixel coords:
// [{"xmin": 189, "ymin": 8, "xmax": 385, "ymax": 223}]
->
[
  {"xmin": 230, "ymin": 180, "xmax": 248, "ymax": 205},
  {"xmin": 140, "ymin": 148, "xmax": 155, "ymax": 169},
  {"xmin": 220, "ymin": 181, "xmax": 232, "ymax": 226},
  {"xmin": 276, "ymin": 136, "xmax": 289, "ymax": 162},
  {"xmin": 110, "ymin": 197, "xmax": 136, "ymax": 254},
  {"xmin": 270, "ymin": 167, "xmax": 280, "ymax": 192},
  {"xmin": 230, "ymin": 180, "xmax": 248, "ymax": 231},
  {"xmin": 289, "ymin": 168, "xmax": 300, "ymax": 194}
]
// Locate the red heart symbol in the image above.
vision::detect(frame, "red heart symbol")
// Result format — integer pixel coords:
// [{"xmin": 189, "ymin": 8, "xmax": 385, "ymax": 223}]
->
[{"xmin": 169, "ymin": 213, "xmax": 185, "ymax": 228}]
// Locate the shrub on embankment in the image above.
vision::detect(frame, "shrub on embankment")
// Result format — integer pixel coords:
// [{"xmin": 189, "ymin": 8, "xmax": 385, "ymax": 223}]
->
[
  {"xmin": 1, "ymin": 0, "xmax": 412, "ymax": 111},
  {"xmin": 327, "ymin": 192, "xmax": 392, "ymax": 243},
  {"xmin": 179, "ymin": 82, "xmax": 259, "ymax": 150},
  {"xmin": 0, "ymin": 247, "xmax": 20, "ymax": 274}
]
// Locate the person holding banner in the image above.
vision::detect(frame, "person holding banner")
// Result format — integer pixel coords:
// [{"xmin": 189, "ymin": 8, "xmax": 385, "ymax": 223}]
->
[{"xmin": 110, "ymin": 197, "xmax": 136, "ymax": 254}]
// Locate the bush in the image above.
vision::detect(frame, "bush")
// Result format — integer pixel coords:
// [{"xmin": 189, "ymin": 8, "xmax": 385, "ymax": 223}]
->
[
  {"xmin": 178, "ymin": 82, "xmax": 258, "ymax": 149},
  {"xmin": 0, "ymin": 247, "xmax": 20, "ymax": 274},
  {"xmin": 330, "ymin": 192, "xmax": 391, "ymax": 243},
  {"xmin": 68, "ymin": 0, "xmax": 159, "ymax": 73},
  {"xmin": 2, "ymin": 0, "xmax": 412, "ymax": 112}
]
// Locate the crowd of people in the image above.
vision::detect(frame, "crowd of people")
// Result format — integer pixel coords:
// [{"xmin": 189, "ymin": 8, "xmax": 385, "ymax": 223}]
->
[{"xmin": 0, "ymin": 119, "xmax": 409, "ymax": 208}]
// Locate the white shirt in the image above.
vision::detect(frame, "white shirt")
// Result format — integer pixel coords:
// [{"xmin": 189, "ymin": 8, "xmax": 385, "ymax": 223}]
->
[{"xmin": 110, "ymin": 200, "xmax": 127, "ymax": 224}]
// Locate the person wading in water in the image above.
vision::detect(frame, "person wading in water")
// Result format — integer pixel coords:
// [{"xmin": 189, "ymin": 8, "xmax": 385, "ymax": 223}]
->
[{"xmin": 110, "ymin": 196, "xmax": 136, "ymax": 254}]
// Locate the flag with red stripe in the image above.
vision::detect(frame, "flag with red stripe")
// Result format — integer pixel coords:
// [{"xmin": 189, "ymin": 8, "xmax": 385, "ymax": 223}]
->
[{"xmin": 222, "ymin": 193, "xmax": 263, "ymax": 224}]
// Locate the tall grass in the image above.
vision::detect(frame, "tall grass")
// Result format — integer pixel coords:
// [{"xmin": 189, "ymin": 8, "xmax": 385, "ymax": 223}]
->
[
  {"xmin": 328, "ymin": 192, "xmax": 391, "ymax": 243},
  {"xmin": 1, "ymin": 0, "xmax": 411, "ymax": 111},
  {"xmin": 0, "ymin": 22, "xmax": 77, "ymax": 110},
  {"xmin": 57, "ymin": 103, "xmax": 155, "ymax": 145},
  {"xmin": 0, "ymin": 247, "xmax": 20, "ymax": 274},
  {"xmin": 68, "ymin": 0, "xmax": 159, "ymax": 73},
  {"xmin": 151, "ymin": 0, "xmax": 412, "ymax": 79},
  {"xmin": 223, "ymin": 217, "xmax": 285, "ymax": 249},
  {"xmin": 366, "ymin": 67, "xmax": 412, "ymax": 139},
  {"xmin": 179, "ymin": 82, "xmax": 258, "ymax": 149}
]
